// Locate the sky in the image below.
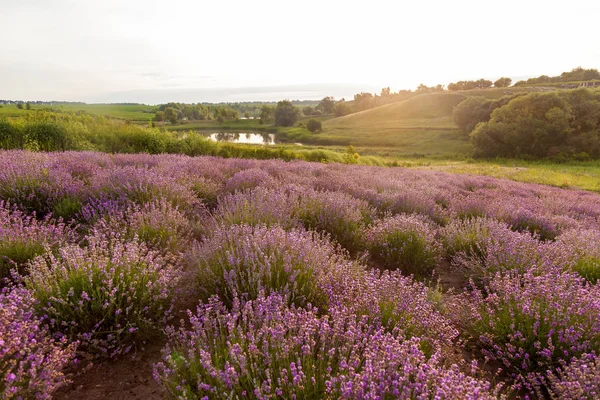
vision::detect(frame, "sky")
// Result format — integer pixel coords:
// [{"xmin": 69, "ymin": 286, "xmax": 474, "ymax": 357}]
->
[{"xmin": 2, "ymin": 0, "xmax": 600, "ymax": 104}]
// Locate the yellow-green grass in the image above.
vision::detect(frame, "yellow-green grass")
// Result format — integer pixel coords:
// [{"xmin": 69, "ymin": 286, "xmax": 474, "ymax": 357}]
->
[
  {"xmin": 419, "ymin": 159, "xmax": 600, "ymax": 192},
  {"xmin": 0, "ymin": 104, "xmax": 157, "ymax": 122}
]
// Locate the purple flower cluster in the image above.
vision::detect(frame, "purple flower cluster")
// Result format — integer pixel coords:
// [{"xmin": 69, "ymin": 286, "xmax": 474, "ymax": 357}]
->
[
  {"xmin": 464, "ymin": 268, "xmax": 600, "ymax": 394},
  {"xmin": 189, "ymin": 224, "xmax": 349, "ymax": 310},
  {"xmin": 547, "ymin": 353, "xmax": 600, "ymax": 399},
  {"xmin": 25, "ymin": 233, "xmax": 181, "ymax": 358},
  {"xmin": 0, "ymin": 287, "xmax": 76, "ymax": 399},
  {"xmin": 364, "ymin": 214, "xmax": 442, "ymax": 277},
  {"xmin": 93, "ymin": 198, "xmax": 193, "ymax": 253},
  {"xmin": 0, "ymin": 201, "xmax": 74, "ymax": 282},
  {"xmin": 154, "ymin": 293, "xmax": 500, "ymax": 400}
]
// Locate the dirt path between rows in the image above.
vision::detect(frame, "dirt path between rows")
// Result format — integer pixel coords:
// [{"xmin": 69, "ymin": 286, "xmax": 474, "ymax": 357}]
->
[{"xmin": 55, "ymin": 341, "xmax": 165, "ymax": 400}]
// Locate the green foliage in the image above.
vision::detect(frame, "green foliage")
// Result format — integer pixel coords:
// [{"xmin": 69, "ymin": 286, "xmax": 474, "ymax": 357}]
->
[
  {"xmin": 259, "ymin": 105, "xmax": 274, "ymax": 123},
  {"xmin": 453, "ymin": 94, "xmax": 521, "ymax": 133},
  {"xmin": 573, "ymin": 257, "xmax": 600, "ymax": 283},
  {"xmin": 0, "ymin": 117, "xmax": 23, "ymax": 149},
  {"xmin": 317, "ymin": 96, "xmax": 335, "ymax": 114},
  {"xmin": 447, "ymin": 79, "xmax": 493, "ymax": 91},
  {"xmin": 0, "ymin": 240, "xmax": 45, "ymax": 282},
  {"xmin": 494, "ymin": 77, "xmax": 512, "ymax": 88},
  {"xmin": 306, "ymin": 119, "xmax": 322, "ymax": 133},
  {"xmin": 334, "ymin": 100, "xmax": 352, "ymax": 117},
  {"xmin": 274, "ymin": 100, "xmax": 299, "ymax": 127},
  {"xmin": 471, "ymin": 88, "xmax": 600, "ymax": 158},
  {"xmin": 163, "ymin": 107, "xmax": 179, "ymax": 124},
  {"xmin": 343, "ymin": 145, "xmax": 360, "ymax": 164},
  {"xmin": 52, "ymin": 197, "xmax": 83, "ymax": 221},
  {"xmin": 514, "ymin": 67, "xmax": 600, "ymax": 86}
]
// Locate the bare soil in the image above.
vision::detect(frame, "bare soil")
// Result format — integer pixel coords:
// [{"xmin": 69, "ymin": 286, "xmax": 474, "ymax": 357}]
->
[{"xmin": 55, "ymin": 341, "xmax": 165, "ymax": 400}]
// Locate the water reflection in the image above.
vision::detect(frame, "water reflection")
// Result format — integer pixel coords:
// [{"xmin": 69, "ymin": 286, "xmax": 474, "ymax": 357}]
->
[{"xmin": 208, "ymin": 132, "xmax": 276, "ymax": 145}]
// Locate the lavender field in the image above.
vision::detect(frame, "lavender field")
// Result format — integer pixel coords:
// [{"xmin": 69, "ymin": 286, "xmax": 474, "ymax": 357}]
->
[{"xmin": 2, "ymin": 150, "xmax": 600, "ymax": 399}]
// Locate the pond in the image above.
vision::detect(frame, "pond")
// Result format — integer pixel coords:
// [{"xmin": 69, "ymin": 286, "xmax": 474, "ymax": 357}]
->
[{"xmin": 207, "ymin": 132, "xmax": 276, "ymax": 145}]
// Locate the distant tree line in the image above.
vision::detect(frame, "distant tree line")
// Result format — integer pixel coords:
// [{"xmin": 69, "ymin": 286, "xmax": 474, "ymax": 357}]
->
[
  {"xmin": 456, "ymin": 88, "xmax": 600, "ymax": 159},
  {"xmin": 447, "ymin": 78, "xmax": 512, "ymax": 91},
  {"xmin": 514, "ymin": 67, "xmax": 600, "ymax": 87}
]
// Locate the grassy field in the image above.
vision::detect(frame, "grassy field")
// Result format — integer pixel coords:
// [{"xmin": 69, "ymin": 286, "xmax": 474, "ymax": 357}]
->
[
  {"xmin": 0, "ymin": 104, "xmax": 157, "ymax": 121},
  {"xmin": 404, "ymin": 158, "xmax": 600, "ymax": 192}
]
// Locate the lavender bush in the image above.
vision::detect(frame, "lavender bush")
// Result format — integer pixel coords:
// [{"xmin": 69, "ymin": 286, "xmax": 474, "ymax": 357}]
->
[
  {"xmin": 154, "ymin": 294, "xmax": 500, "ymax": 400},
  {"xmin": 189, "ymin": 224, "xmax": 351, "ymax": 310},
  {"xmin": 547, "ymin": 353, "xmax": 600, "ymax": 399},
  {"xmin": 0, "ymin": 286, "xmax": 76, "ymax": 399},
  {"xmin": 549, "ymin": 229, "xmax": 600, "ymax": 283},
  {"xmin": 364, "ymin": 214, "xmax": 442, "ymax": 277},
  {"xmin": 0, "ymin": 201, "xmax": 74, "ymax": 283},
  {"xmin": 464, "ymin": 268, "xmax": 600, "ymax": 395},
  {"xmin": 25, "ymin": 233, "xmax": 181, "ymax": 358},
  {"xmin": 93, "ymin": 198, "xmax": 193, "ymax": 254},
  {"xmin": 451, "ymin": 225, "xmax": 546, "ymax": 286}
]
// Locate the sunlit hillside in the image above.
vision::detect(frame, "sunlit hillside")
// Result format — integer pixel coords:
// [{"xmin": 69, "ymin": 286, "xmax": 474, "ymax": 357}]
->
[{"xmin": 319, "ymin": 88, "xmax": 548, "ymax": 154}]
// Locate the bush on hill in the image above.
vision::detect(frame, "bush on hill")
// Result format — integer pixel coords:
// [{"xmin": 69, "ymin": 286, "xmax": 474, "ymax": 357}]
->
[{"xmin": 471, "ymin": 88, "xmax": 600, "ymax": 159}]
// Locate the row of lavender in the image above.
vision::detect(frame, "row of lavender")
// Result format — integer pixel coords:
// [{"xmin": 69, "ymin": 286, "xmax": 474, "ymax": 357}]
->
[{"xmin": 1, "ymin": 150, "xmax": 599, "ymax": 399}]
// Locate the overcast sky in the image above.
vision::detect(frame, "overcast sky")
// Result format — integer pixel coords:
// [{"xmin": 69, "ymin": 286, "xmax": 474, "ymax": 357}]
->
[{"xmin": 2, "ymin": 0, "xmax": 599, "ymax": 104}]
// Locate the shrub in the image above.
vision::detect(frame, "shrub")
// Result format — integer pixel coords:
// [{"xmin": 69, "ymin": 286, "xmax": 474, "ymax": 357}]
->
[
  {"xmin": 25, "ymin": 234, "xmax": 181, "ymax": 358},
  {"xmin": 364, "ymin": 214, "xmax": 442, "ymax": 277},
  {"xmin": 294, "ymin": 189, "xmax": 375, "ymax": 252},
  {"xmin": 439, "ymin": 217, "xmax": 508, "ymax": 260},
  {"xmin": 154, "ymin": 294, "xmax": 499, "ymax": 399},
  {"xmin": 0, "ymin": 287, "xmax": 76, "ymax": 399},
  {"xmin": 93, "ymin": 198, "xmax": 192, "ymax": 254},
  {"xmin": 306, "ymin": 119, "xmax": 322, "ymax": 133},
  {"xmin": 452, "ymin": 226, "xmax": 546, "ymax": 287},
  {"xmin": 0, "ymin": 151, "xmax": 84, "ymax": 216},
  {"xmin": 92, "ymin": 165, "xmax": 199, "ymax": 211},
  {"xmin": 321, "ymin": 265, "xmax": 459, "ymax": 359},
  {"xmin": 213, "ymin": 186, "xmax": 299, "ymax": 230},
  {"xmin": 548, "ymin": 353, "xmax": 600, "ymax": 399},
  {"xmin": 224, "ymin": 168, "xmax": 276, "ymax": 193},
  {"xmin": 0, "ymin": 118, "xmax": 23, "ymax": 149},
  {"xmin": 502, "ymin": 207, "xmax": 559, "ymax": 240},
  {"xmin": 189, "ymin": 224, "xmax": 348, "ymax": 310},
  {"xmin": 550, "ymin": 229, "xmax": 600, "ymax": 283},
  {"xmin": 0, "ymin": 202, "xmax": 74, "ymax": 283},
  {"xmin": 464, "ymin": 269, "xmax": 600, "ymax": 395}
]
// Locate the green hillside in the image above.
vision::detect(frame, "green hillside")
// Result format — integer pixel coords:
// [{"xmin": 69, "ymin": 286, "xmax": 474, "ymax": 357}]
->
[{"xmin": 317, "ymin": 88, "xmax": 545, "ymax": 155}]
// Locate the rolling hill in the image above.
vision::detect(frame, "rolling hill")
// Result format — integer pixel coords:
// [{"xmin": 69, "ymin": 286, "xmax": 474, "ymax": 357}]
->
[{"xmin": 317, "ymin": 88, "xmax": 544, "ymax": 155}]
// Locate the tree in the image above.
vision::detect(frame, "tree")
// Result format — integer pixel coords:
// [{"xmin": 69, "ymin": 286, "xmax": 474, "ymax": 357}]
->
[
  {"xmin": 274, "ymin": 100, "xmax": 299, "ymax": 127},
  {"xmin": 353, "ymin": 93, "xmax": 374, "ymax": 111},
  {"xmin": 244, "ymin": 112, "xmax": 250, "ymax": 119},
  {"xmin": 494, "ymin": 77, "xmax": 512, "ymax": 88},
  {"xmin": 447, "ymin": 83, "xmax": 461, "ymax": 91},
  {"xmin": 154, "ymin": 111, "xmax": 165, "ymax": 122},
  {"xmin": 164, "ymin": 107, "xmax": 179, "ymax": 124},
  {"xmin": 334, "ymin": 101, "xmax": 352, "ymax": 117},
  {"xmin": 303, "ymin": 106, "xmax": 314, "ymax": 116},
  {"xmin": 259, "ymin": 105, "xmax": 274, "ymax": 124},
  {"xmin": 16, "ymin": 103, "xmax": 23, "ymax": 110},
  {"xmin": 381, "ymin": 87, "xmax": 391, "ymax": 97},
  {"xmin": 25, "ymin": 102, "xmax": 31, "ymax": 110},
  {"xmin": 475, "ymin": 79, "xmax": 493, "ymax": 89},
  {"xmin": 317, "ymin": 97, "xmax": 335, "ymax": 115},
  {"xmin": 306, "ymin": 119, "xmax": 322, "ymax": 133},
  {"xmin": 470, "ymin": 91, "xmax": 593, "ymax": 158}
]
